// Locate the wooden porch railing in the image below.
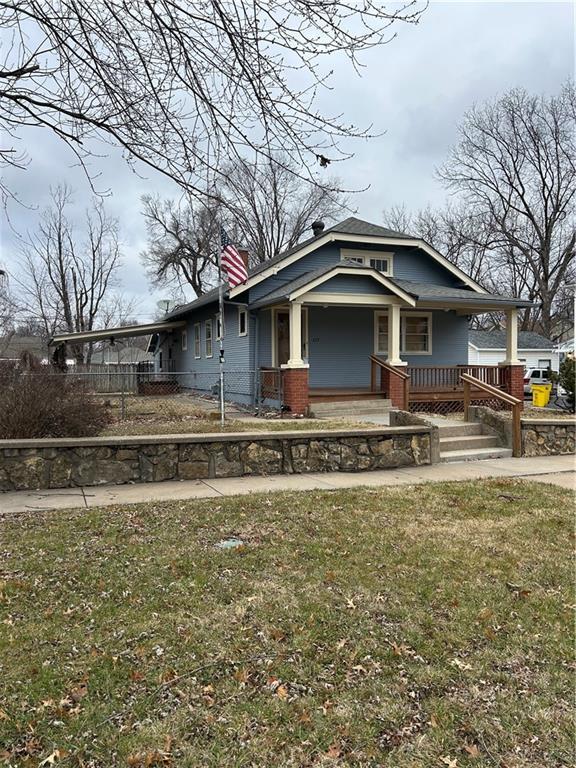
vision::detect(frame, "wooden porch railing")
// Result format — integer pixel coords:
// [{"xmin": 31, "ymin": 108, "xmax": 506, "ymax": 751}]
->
[
  {"xmin": 407, "ymin": 365, "xmax": 504, "ymax": 392},
  {"xmin": 461, "ymin": 373, "xmax": 522, "ymax": 457},
  {"xmin": 369, "ymin": 355, "xmax": 410, "ymax": 406}
]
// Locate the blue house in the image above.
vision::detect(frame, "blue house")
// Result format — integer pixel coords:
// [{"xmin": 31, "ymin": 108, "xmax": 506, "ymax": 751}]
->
[
  {"xmin": 148, "ymin": 217, "xmax": 531, "ymax": 414},
  {"xmin": 50, "ymin": 217, "xmax": 531, "ymax": 414}
]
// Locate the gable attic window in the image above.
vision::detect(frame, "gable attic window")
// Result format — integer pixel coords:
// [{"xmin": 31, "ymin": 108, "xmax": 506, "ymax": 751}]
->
[{"xmin": 340, "ymin": 249, "xmax": 393, "ymax": 276}]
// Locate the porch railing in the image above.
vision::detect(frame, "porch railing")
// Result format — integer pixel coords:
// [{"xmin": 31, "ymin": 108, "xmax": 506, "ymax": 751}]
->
[
  {"xmin": 461, "ymin": 373, "xmax": 522, "ymax": 456},
  {"xmin": 407, "ymin": 364, "xmax": 504, "ymax": 392}
]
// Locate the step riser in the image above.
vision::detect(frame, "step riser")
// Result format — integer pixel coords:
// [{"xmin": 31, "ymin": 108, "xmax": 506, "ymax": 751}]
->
[
  {"xmin": 312, "ymin": 400, "xmax": 392, "ymax": 415},
  {"xmin": 440, "ymin": 448, "xmax": 513, "ymax": 463},
  {"xmin": 439, "ymin": 436, "xmax": 501, "ymax": 452},
  {"xmin": 436, "ymin": 424, "xmax": 483, "ymax": 437}
]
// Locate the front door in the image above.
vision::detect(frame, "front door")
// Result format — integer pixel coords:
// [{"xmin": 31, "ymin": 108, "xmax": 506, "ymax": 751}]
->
[{"xmin": 276, "ymin": 310, "xmax": 290, "ymax": 366}]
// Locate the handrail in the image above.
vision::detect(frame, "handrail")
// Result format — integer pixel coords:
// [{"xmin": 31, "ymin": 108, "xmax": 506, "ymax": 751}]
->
[
  {"xmin": 460, "ymin": 373, "xmax": 522, "ymax": 457},
  {"xmin": 369, "ymin": 355, "xmax": 410, "ymax": 380},
  {"xmin": 460, "ymin": 373, "xmax": 520, "ymax": 405}
]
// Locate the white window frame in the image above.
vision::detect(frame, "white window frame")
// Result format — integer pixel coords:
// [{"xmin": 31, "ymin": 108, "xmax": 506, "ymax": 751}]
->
[
  {"xmin": 193, "ymin": 323, "xmax": 201, "ymax": 359},
  {"xmin": 238, "ymin": 307, "xmax": 248, "ymax": 337},
  {"xmin": 215, "ymin": 313, "xmax": 223, "ymax": 341},
  {"xmin": 205, "ymin": 319, "xmax": 213, "ymax": 358},
  {"xmin": 537, "ymin": 358, "xmax": 552, "ymax": 369},
  {"xmin": 373, "ymin": 310, "xmax": 433, "ymax": 356},
  {"xmin": 374, "ymin": 311, "xmax": 389, "ymax": 354},
  {"xmin": 341, "ymin": 248, "xmax": 394, "ymax": 276},
  {"xmin": 181, "ymin": 329, "xmax": 188, "ymax": 351}
]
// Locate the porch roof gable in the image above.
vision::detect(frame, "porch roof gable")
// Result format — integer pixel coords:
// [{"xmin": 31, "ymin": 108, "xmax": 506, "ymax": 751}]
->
[{"xmin": 249, "ymin": 261, "xmax": 417, "ymax": 308}]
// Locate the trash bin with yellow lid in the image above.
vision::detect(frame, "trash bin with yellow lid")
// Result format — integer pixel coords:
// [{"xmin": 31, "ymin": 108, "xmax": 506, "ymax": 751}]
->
[{"xmin": 532, "ymin": 383, "xmax": 552, "ymax": 407}]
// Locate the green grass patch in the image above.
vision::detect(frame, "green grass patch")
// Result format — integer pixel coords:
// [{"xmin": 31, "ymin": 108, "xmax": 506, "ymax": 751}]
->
[{"xmin": 0, "ymin": 480, "xmax": 573, "ymax": 766}]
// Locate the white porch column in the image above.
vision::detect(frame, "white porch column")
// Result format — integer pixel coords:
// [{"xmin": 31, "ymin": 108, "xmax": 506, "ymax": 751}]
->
[
  {"xmin": 504, "ymin": 307, "xmax": 521, "ymax": 364},
  {"xmin": 386, "ymin": 304, "xmax": 406, "ymax": 366},
  {"xmin": 286, "ymin": 301, "xmax": 305, "ymax": 367}
]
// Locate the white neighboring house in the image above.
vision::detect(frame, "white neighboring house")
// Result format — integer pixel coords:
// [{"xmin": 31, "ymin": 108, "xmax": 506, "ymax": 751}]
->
[{"xmin": 468, "ymin": 330, "xmax": 560, "ymax": 372}]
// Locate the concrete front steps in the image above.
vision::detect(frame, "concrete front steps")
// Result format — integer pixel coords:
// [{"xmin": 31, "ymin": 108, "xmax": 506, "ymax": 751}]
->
[
  {"xmin": 311, "ymin": 399, "xmax": 392, "ymax": 418},
  {"xmin": 438, "ymin": 420, "xmax": 512, "ymax": 462}
]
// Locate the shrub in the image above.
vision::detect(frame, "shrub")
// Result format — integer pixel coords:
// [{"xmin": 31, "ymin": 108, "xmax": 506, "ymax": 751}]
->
[
  {"xmin": 558, "ymin": 356, "xmax": 575, "ymax": 412},
  {"xmin": 0, "ymin": 366, "xmax": 110, "ymax": 439}
]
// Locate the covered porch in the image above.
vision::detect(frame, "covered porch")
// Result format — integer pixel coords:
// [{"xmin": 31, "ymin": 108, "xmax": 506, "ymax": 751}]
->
[{"xmin": 258, "ymin": 294, "xmax": 527, "ymax": 415}]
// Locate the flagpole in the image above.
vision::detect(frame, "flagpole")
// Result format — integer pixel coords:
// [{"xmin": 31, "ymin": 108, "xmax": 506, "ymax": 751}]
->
[{"xmin": 218, "ymin": 238, "xmax": 225, "ymax": 428}]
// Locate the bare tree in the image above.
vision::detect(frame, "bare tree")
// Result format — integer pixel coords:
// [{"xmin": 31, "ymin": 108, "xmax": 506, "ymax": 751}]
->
[
  {"xmin": 0, "ymin": 268, "xmax": 18, "ymax": 355},
  {"xmin": 142, "ymin": 155, "xmax": 348, "ymax": 295},
  {"xmin": 221, "ymin": 155, "xmax": 349, "ymax": 265},
  {"xmin": 437, "ymin": 83, "xmax": 576, "ymax": 339},
  {"xmin": 0, "ymin": 1, "xmax": 424, "ymax": 204},
  {"xmin": 17, "ymin": 185, "xmax": 126, "ymax": 361},
  {"xmin": 141, "ymin": 196, "xmax": 220, "ymax": 297}
]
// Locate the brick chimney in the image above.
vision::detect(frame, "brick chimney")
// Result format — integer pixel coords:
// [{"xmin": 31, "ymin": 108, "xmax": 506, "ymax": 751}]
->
[{"xmin": 238, "ymin": 248, "xmax": 250, "ymax": 270}]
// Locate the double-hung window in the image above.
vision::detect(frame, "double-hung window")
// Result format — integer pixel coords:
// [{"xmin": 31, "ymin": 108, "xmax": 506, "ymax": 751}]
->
[
  {"xmin": 341, "ymin": 249, "xmax": 394, "ymax": 276},
  {"xmin": 205, "ymin": 319, "xmax": 213, "ymax": 358},
  {"xmin": 238, "ymin": 308, "xmax": 248, "ymax": 337},
  {"xmin": 193, "ymin": 323, "xmax": 201, "ymax": 359},
  {"xmin": 181, "ymin": 329, "xmax": 188, "ymax": 351},
  {"xmin": 374, "ymin": 311, "xmax": 432, "ymax": 355}
]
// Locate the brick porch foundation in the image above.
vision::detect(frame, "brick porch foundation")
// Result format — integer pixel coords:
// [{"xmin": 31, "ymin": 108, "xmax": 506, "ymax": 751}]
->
[
  {"xmin": 282, "ymin": 367, "xmax": 309, "ymax": 416},
  {"xmin": 500, "ymin": 364, "xmax": 525, "ymax": 410},
  {"xmin": 381, "ymin": 366, "xmax": 408, "ymax": 410}
]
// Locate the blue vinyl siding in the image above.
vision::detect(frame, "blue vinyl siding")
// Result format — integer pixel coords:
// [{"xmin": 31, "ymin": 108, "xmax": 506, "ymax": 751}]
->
[
  {"xmin": 310, "ymin": 274, "xmax": 393, "ymax": 294},
  {"xmin": 307, "ymin": 307, "xmax": 469, "ymax": 388},
  {"xmin": 157, "ymin": 301, "xmax": 255, "ymax": 405},
  {"xmin": 246, "ymin": 241, "xmax": 464, "ymax": 303}
]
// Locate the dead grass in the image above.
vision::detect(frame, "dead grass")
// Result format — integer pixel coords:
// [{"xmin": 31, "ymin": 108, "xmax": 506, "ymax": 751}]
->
[
  {"xmin": 100, "ymin": 394, "xmax": 369, "ymax": 436},
  {"xmin": 0, "ymin": 480, "xmax": 573, "ymax": 767}
]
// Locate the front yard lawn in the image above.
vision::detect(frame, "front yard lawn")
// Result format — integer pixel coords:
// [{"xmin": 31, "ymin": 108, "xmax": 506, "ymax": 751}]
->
[
  {"xmin": 0, "ymin": 480, "xmax": 573, "ymax": 766},
  {"xmin": 101, "ymin": 395, "xmax": 368, "ymax": 436}
]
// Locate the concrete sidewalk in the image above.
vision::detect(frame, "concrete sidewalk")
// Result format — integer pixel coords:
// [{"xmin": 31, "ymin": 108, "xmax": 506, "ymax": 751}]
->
[{"xmin": 0, "ymin": 454, "xmax": 573, "ymax": 515}]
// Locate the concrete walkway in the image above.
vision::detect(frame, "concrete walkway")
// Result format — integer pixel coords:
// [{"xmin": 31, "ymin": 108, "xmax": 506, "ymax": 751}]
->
[{"xmin": 0, "ymin": 454, "xmax": 573, "ymax": 515}]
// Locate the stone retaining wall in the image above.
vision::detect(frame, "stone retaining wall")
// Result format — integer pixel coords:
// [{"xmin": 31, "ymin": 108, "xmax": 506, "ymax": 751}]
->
[
  {"xmin": 522, "ymin": 419, "xmax": 575, "ymax": 457},
  {"xmin": 0, "ymin": 426, "xmax": 432, "ymax": 491},
  {"xmin": 468, "ymin": 406, "xmax": 574, "ymax": 457}
]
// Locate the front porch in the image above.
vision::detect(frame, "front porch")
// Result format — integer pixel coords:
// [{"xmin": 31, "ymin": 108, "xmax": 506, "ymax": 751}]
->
[{"xmin": 260, "ymin": 300, "xmax": 525, "ymax": 415}]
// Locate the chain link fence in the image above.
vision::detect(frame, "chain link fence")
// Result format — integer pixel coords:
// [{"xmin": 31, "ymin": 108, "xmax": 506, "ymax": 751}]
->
[{"xmin": 0, "ymin": 365, "xmax": 284, "ymax": 439}]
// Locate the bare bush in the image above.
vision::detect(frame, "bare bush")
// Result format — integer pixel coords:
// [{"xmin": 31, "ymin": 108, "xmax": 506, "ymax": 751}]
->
[{"xmin": 0, "ymin": 365, "xmax": 110, "ymax": 439}]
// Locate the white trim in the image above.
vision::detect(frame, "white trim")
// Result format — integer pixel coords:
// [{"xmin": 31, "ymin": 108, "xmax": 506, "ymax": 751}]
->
[
  {"xmin": 228, "ymin": 231, "xmax": 487, "ymax": 298},
  {"xmin": 402, "ymin": 311, "xmax": 433, "ymax": 356},
  {"xmin": 298, "ymin": 292, "xmax": 407, "ymax": 306},
  {"xmin": 341, "ymin": 248, "xmax": 394, "ymax": 276},
  {"xmin": 193, "ymin": 323, "xmax": 201, "ymax": 359},
  {"xmin": 469, "ymin": 344, "xmax": 556, "ymax": 353},
  {"xmin": 373, "ymin": 310, "xmax": 433, "ymax": 356},
  {"xmin": 238, "ymin": 307, "xmax": 248, "ymax": 337},
  {"xmin": 205, "ymin": 319, "xmax": 213, "ymax": 358},
  {"xmin": 181, "ymin": 329, "xmax": 188, "ymax": 352},
  {"xmin": 289, "ymin": 265, "xmax": 416, "ymax": 306}
]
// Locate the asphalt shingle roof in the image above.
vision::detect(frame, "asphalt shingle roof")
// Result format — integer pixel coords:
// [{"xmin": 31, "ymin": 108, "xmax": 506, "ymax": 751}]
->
[
  {"xmin": 469, "ymin": 329, "xmax": 554, "ymax": 349},
  {"xmin": 164, "ymin": 217, "xmax": 412, "ymax": 319},
  {"xmin": 393, "ymin": 280, "xmax": 534, "ymax": 307}
]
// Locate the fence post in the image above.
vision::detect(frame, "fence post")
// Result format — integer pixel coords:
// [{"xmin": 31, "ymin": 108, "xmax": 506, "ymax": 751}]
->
[
  {"xmin": 463, "ymin": 379, "xmax": 470, "ymax": 420},
  {"xmin": 512, "ymin": 403, "xmax": 521, "ymax": 457},
  {"xmin": 121, "ymin": 380, "xmax": 126, "ymax": 420}
]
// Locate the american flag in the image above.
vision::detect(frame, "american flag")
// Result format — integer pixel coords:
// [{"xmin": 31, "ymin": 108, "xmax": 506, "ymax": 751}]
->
[{"xmin": 220, "ymin": 226, "xmax": 247, "ymax": 288}]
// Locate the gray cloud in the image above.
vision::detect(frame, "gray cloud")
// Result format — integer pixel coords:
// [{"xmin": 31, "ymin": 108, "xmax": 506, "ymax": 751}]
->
[{"xmin": 1, "ymin": 1, "xmax": 573, "ymax": 320}]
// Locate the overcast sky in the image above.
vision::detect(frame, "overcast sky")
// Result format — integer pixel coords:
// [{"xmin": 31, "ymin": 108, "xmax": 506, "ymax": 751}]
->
[{"xmin": 1, "ymin": 1, "xmax": 574, "ymax": 322}]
